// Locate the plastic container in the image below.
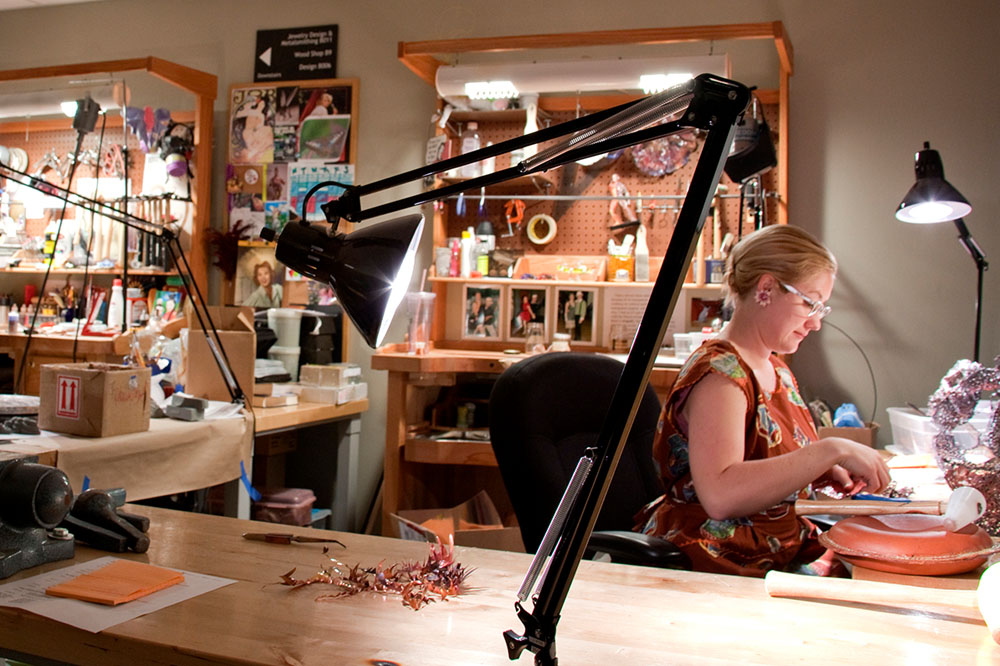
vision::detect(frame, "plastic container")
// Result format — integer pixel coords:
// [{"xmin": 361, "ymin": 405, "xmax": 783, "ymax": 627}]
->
[
  {"xmin": 107, "ymin": 278, "xmax": 124, "ymax": 329},
  {"xmin": 267, "ymin": 308, "xmax": 303, "ymax": 347},
  {"xmin": 886, "ymin": 406, "xmax": 991, "ymax": 455},
  {"xmin": 268, "ymin": 344, "xmax": 301, "ymax": 381},
  {"xmin": 252, "ymin": 487, "xmax": 316, "ymax": 526},
  {"xmin": 405, "ymin": 292, "xmax": 435, "ymax": 355}
]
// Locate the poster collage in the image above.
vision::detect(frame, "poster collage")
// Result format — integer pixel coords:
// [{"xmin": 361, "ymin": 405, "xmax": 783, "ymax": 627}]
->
[
  {"xmin": 226, "ymin": 79, "xmax": 355, "ymax": 307},
  {"xmin": 462, "ymin": 284, "xmax": 598, "ymax": 346}
]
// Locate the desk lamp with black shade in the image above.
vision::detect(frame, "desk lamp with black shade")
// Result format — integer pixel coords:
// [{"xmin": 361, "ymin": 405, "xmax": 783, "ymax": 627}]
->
[
  {"xmin": 265, "ymin": 73, "xmax": 751, "ymax": 665},
  {"xmin": 896, "ymin": 142, "xmax": 989, "ymax": 363}
]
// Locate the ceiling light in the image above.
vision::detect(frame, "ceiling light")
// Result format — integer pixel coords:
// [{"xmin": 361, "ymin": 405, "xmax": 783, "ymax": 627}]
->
[{"xmin": 435, "ymin": 55, "xmax": 730, "ymax": 100}]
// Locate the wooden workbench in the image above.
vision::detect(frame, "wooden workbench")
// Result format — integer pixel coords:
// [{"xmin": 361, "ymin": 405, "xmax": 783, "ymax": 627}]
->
[
  {"xmin": 0, "ymin": 330, "xmax": 128, "ymax": 395},
  {"xmin": 0, "ymin": 506, "xmax": 994, "ymax": 665}
]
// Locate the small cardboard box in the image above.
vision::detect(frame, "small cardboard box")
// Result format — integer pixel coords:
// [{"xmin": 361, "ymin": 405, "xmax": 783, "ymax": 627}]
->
[
  {"xmin": 391, "ymin": 490, "xmax": 525, "ymax": 552},
  {"xmin": 38, "ymin": 363, "xmax": 151, "ymax": 437},
  {"xmin": 185, "ymin": 306, "xmax": 256, "ymax": 402},
  {"xmin": 819, "ymin": 422, "xmax": 880, "ymax": 448},
  {"xmin": 299, "ymin": 363, "xmax": 361, "ymax": 387}
]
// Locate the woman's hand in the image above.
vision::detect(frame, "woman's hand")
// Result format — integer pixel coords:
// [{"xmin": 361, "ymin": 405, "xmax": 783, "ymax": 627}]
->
[{"xmin": 822, "ymin": 437, "xmax": 891, "ymax": 494}]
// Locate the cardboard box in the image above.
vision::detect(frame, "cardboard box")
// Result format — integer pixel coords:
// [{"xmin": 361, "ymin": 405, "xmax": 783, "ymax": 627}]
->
[
  {"xmin": 818, "ymin": 422, "xmax": 880, "ymax": 448},
  {"xmin": 38, "ymin": 363, "xmax": 151, "ymax": 437},
  {"xmin": 299, "ymin": 363, "xmax": 361, "ymax": 387},
  {"xmin": 185, "ymin": 306, "xmax": 256, "ymax": 402},
  {"xmin": 391, "ymin": 490, "xmax": 525, "ymax": 552}
]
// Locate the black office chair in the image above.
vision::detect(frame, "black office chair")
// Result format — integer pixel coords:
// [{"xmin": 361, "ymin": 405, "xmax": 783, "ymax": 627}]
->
[{"xmin": 489, "ymin": 352, "xmax": 688, "ymax": 568}]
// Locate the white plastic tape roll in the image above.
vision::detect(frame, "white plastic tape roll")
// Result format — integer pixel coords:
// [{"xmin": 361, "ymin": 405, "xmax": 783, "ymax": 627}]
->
[{"xmin": 526, "ymin": 213, "xmax": 556, "ymax": 245}]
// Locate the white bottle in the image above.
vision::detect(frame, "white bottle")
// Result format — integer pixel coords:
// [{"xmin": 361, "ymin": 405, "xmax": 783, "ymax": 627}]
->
[
  {"xmin": 521, "ymin": 94, "xmax": 539, "ymax": 159},
  {"xmin": 459, "ymin": 230, "xmax": 474, "ymax": 278},
  {"xmin": 460, "ymin": 122, "xmax": 482, "ymax": 179},
  {"xmin": 107, "ymin": 278, "xmax": 125, "ymax": 329},
  {"xmin": 634, "ymin": 223, "xmax": 650, "ymax": 281}
]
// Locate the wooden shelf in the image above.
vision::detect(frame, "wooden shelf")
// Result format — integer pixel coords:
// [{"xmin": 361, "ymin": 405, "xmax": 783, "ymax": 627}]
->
[
  {"xmin": 404, "ymin": 436, "xmax": 497, "ymax": 466},
  {"xmin": 1, "ymin": 266, "xmax": 178, "ymax": 276},
  {"xmin": 435, "ymin": 172, "xmax": 555, "ymax": 191}
]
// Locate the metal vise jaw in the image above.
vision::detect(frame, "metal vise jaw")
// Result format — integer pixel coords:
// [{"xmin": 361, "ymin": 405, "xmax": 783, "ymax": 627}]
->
[{"xmin": 0, "ymin": 456, "xmax": 75, "ymax": 579}]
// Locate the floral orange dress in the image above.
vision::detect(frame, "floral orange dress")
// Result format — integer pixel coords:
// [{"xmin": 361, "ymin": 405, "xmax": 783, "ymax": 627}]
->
[{"xmin": 634, "ymin": 339, "xmax": 825, "ymax": 577}]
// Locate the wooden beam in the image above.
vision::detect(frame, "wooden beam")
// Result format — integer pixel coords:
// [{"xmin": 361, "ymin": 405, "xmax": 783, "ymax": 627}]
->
[{"xmin": 399, "ymin": 22, "xmax": 789, "ymax": 57}]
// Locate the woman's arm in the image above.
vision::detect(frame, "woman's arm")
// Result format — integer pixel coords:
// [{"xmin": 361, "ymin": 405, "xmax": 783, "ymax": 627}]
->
[{"xmin": 683, "ymin": 373, "xmax": 890, "ymax": 520}]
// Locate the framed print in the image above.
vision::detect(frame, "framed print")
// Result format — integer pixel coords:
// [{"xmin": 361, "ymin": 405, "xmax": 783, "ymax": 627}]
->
[
  {"xmin": 507, "ymin": 286, "xmax": 548, "ymax": 340},
  {"xmin": 462, "ymin": 284, "xmax": 502, "ymax": 340},
  {"xmin": 234, "ymin": 245, "xmax": 284, "ymax": 308},
  {"xmin": 556, "ymin": 287, "xmax": 597, "ymax": 346},
  {"xmin": 229, "ymin": 87, "xmax": 276, "ymax": 164}
]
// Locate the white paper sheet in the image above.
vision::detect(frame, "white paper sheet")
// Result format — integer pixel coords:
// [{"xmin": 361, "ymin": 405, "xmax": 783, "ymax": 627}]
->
[{"xmin": 0, "ymin": 556, "xmax": 236, "ymax": 633}]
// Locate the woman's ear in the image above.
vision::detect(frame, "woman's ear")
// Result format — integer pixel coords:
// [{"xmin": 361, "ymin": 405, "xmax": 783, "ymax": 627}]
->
[{"xmin": 756, "ymin": 273, "xmax": 777, "ymax": 292}]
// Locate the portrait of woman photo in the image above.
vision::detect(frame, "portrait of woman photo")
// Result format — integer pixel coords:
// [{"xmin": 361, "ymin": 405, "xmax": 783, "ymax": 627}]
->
[
  {"xmin": 241, "ymin": 260, "xmax": 284, "ymax": 309},
  {"xmin": 509, "ymin": 288, "xmax": 546, "ymax": 338}
]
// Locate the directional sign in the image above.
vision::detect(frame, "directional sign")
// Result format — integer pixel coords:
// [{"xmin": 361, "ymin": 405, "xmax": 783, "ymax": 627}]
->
[
  {"xmin": 56, "ymin": 374, "xmax": 81, "ymax": 419},
  {"xmin": 254, "ymin": 24, "xmax": 338, "ymax": 82}
]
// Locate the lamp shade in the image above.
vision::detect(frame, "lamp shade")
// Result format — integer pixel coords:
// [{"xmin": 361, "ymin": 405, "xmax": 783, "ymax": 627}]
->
[
  {"xmin": 272, "ymin": 213, "xmax": 424, "ymax": 348},
  {"xmin": 895, "ymin": 142, "xmax": 971, "ymax": 223}
]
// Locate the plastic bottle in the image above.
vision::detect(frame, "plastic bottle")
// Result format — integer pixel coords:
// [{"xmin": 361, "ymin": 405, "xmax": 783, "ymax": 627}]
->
[
  {"xmin": 521, "ymin": 94, "xmax": 540, "ymax": 159},
  {"xmin": 460, "ymin": 122, "xmax": 482, "ymax": 179},
  {"xmin": 449, "ymin": 237, "xmax": 461, "ymax": 277},
  {"xmin": 107, "ymin": 278, "xmax": 125, "ymax": 329},
  {"xmin": 482, "ymin": 141, "xmax": 496, "ymax": 176},
  {"xmin": 634, "ymin": 223, "xmax": 650, "ymax": 281},
  {"xmin": 459, "ymin": 230, "xmax": 474, "ymax": 278},
  {"xmin": 0, "ymin": 295, "xmax": 9, "ymax": 334}
]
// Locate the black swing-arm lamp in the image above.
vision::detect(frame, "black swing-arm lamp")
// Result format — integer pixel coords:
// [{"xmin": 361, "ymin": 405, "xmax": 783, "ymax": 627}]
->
[
  {"xmin": 896, "ymin": 142, "xmax": 989, "ymax": 362},
  {"xmin": 0, "ymin": 159, "xmax": 246, "ymax": 404},
  {"xmin": 266, "ymin": 74, "xmax": 750, "ymax": 665}
]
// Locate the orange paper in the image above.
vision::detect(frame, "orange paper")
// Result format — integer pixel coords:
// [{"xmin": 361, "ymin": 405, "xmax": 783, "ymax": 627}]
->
[{"xmin": 45, "ymin": 559, "xmax": 184, "ymax": 606}]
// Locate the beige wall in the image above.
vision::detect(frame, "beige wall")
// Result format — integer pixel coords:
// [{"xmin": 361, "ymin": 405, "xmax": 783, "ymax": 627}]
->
[{"xmin": 2, "ymin": 1, "xmax": 996, "ymax": 529}]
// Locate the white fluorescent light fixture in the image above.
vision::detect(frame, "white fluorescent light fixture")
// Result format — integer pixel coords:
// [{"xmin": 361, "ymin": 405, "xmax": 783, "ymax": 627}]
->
[{"xmin": 435, "ymin": 55, "xmax": 730, "ymax": 100}]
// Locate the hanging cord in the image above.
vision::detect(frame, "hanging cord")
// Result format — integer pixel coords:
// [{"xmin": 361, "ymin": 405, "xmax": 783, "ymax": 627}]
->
[
  {"xmin": 15, "ymin": 126, "xmax": 90, "ymax": 393},
  {"xmin": 822, "ymin": 319, "xmax": 878, "ymax": 425},
  {"xmin": 73, "ymin": 113, "xmax": 108, "ymax": 362}
]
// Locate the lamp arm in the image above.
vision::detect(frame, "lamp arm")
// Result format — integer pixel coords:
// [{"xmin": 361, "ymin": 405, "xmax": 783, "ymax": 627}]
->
[
  {"xmin": 312, "ymin": 87, "xmax": 701, "ymax": 226},
  {"xmin": 952, "ymin": 218, "xmax": 989, "ymax": 271},
  {"xmin": 502, "ymin": 76, "xmax": 750, "ymax": 665},
  {"xmin": 0, "ymin": 164, "xmax": 245, "ymax": 404}
]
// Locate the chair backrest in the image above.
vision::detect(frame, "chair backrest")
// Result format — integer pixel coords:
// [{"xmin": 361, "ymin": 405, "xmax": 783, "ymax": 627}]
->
[{"xmin": 488, "ymin": 352, "xmax": 663, "ymax": 553}]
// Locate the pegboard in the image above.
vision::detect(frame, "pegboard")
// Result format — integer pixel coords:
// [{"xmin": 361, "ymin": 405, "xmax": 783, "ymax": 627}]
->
[
  {"xmin": 439, "ymin": 101, "xmax": 780, "ymax": 262},
  {"xmin": 0, "ymin": 123, "xmax": 145, "ymax": 238}
]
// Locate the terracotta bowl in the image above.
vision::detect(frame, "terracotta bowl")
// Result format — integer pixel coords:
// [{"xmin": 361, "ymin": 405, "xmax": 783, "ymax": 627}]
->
[{"xmin": 819, "ymin": 513, "xmax": 996, "ymax": 576}]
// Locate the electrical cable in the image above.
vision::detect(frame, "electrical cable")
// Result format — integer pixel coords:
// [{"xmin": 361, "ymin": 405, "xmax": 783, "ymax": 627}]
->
[{"xmin": 822, "ymin": 319, "xmax": 878, "ymax": 426}]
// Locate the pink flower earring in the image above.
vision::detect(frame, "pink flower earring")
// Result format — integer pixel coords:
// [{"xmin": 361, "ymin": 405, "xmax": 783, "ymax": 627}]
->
[{"xmin": 755, "ymin": 288, "xmax": 771, "ymax": 307}]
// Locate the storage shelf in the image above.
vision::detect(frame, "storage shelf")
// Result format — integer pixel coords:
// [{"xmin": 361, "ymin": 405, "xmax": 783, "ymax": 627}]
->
[
  {"xmin": 435, "ymin": 172, "xmax": 555, "ymax": 191},
  {"xmin": 404, "ymin": 436, "xmax": 497, "ymax": 467},
  {"xmin": 429, "ymin": 274, "xmax": 724, "ymax": 290},
  {"xmin": 1, "ymin": 266, "xmax": 177, "ymax": 276}
]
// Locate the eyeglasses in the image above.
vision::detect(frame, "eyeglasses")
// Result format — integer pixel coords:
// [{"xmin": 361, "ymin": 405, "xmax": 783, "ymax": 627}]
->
[{"xmin": 779, "ymin": 282, "xmax": 832, "ymax": 319}]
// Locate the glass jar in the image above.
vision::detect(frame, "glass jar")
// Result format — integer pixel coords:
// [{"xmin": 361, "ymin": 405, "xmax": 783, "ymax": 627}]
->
[{"xmin": 524, "ymin": 322, "xmax": 545, "ymax": 354}]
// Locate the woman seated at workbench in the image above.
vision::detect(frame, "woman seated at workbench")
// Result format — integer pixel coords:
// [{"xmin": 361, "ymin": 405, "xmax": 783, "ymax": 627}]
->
[{"xmin": 635, "ymin": 225, "xmax": 890, "ymax": 577}]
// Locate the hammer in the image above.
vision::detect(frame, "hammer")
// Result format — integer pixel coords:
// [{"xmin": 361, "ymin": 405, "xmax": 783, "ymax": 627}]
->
[{"xmin": 764, "ymin": 562, "xmax": 1000, "ymax": 645}]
